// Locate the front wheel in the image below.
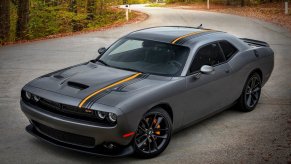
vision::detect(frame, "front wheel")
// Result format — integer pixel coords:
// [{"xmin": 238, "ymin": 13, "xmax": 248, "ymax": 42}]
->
[
  {"xmin": 238, "ymin": 72, "xmax": 262, "ymax": 112},
  {"xmin": 133, "ymin": 108, "xmax": 172, "ymax": 158}
]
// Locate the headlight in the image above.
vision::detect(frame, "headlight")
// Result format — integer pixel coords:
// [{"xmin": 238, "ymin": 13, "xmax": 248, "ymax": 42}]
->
[
  {"xmin": 108, "ymin": 112, "xmax": 117, "ymax": 122},
  {"xmin": 25, "ymin": 91, "xmax": 31, "ymax": 99},
  {"xmin": 97, "ymin": 111, "xmax": 117, "ymax": 123},
  {"xmin": 33, "ymin": 95, "xmax": 40, "ymax": 102},
  {"xmin": 97, "ymin": 111, "xmax": 106, "ymax": 119}
]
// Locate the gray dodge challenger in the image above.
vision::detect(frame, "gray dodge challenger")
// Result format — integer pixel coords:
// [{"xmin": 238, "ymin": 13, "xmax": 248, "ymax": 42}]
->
[{"xmin": 20, "ymin": 26, "xmax": 274, "ymax": 158}]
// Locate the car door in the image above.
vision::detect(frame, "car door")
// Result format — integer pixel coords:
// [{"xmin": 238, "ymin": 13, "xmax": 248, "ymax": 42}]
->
[
  {"xmin": 182, "ymin": 42, "xmax": 232, "ymax": 126},
  {"xmin": 218, "ymin": 40, "xmax": 239, "ymax": 103}
]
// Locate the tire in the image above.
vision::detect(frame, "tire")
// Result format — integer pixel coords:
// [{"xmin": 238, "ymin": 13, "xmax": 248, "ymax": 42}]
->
[
  {"xmin": 237, "ymin": 72, "xmax": 262, "ymax": 112},
  {"xmin": 133, "ymin": 107, "xmax": 172, "ymax": 158}
]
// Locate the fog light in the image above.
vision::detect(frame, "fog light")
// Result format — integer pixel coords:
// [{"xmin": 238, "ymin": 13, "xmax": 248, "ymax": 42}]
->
[
  {"xmin": 25, "ymin": 91, "xmax": 31, "ymax": 100},
  {"xmin": 103, "ymin": 143, "xmax": 116, "ymax": 149},
  {"xmin": 97, "ymin": 111, "xmax": 106, "ymax": 119},
  {"xmin": 108, "ymin": 113, "xmax": 117, "ymax": 122},
  {"xmin": 33, "ymin": 95, "xmax": 40, "ymax": 102}
]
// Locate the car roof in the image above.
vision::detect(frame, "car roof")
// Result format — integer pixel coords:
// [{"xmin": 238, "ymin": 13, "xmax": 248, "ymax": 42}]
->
[{"xmin": 126, "ymin": 26, "xmax": 224, "ymax": 46}]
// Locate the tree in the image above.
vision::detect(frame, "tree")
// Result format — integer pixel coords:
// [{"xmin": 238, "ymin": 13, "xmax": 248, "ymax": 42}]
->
[
  {"xmin": 0, "ymin": 0, "xmax": 10, "ymax": 41},
  {"xmin": 226, "ymin": 0, "xmax": 230, "ymax": 5},
  {"xmin": 87, "ymin": 0, "xmax": 96, "ymax": 20},
  {"xmin": 98, "ymin": 0, "xmax": 105, "ymax": 15},
  {"xmin": 16, "ymin": 0, "xmax": 30, "ymax": 40},
  {"xmin": 68, "ymin": 0, "xmax": 77, "ymax": 13},
  {"xmin": 240, "ymin": 0, "xmax": 245, "ymax": 7},
  {"xmin": 68, "ymin": 0, "xmax": 78, "ymax": 31}
]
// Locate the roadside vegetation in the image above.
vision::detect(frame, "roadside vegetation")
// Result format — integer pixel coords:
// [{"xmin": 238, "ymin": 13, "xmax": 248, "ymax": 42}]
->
[
  {"xmin": 147, "ymin": 3, "xmax": 165, "ymax": 7},
  {"xmin": 0, "ymin": 0, "xmax": 150, "ymax": 45},
  {"xmin": 165, "ymin": 0, "xmax": 285, "ymax": 6},
  {"xmin": 162, "ymin": 0, "xmax": 291, "ymax": 31}
]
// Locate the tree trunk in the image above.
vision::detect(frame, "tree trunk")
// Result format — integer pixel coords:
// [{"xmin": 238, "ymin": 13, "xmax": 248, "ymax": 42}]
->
[
  {"xmin": 87, "ymin": 0, "xmax": 95, "ymax": 20},
  {"xmin": 226, "ymin": 0, "xmax": 230, "ymax": 5},
  {"xmin": 68, "ymin": 0, "xmax": 77, "ymax": 13},
  {"xmin": 99, "ymin": 0, "xmax": 105, "ymax": 15},
  {"xmin": 16, "ymin": 0, "xmax": 30, "ymax": 40},
  {"xmin": 68, "ymin": 0, "xmax": 78, "ymax": 32},
  {"xmin": 0, "ymin": 0, "xmax": 10, "ymax": 42},
  {"xmin": 240, "ymin": 0, "xmax": 245, "ymax": 7}
]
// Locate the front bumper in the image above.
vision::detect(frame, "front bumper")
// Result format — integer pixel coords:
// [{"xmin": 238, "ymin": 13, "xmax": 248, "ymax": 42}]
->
[
  {"xmin": 26, "ymin": 124, "xmax": 134, "ymax": 157},
  {"xmin": 20, "ymin": 100, "xmax": 135, "ymax": 157}
]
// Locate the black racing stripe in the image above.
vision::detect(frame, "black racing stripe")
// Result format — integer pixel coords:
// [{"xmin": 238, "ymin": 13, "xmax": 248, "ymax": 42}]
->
[
  {"xmin": 89, "ymin": 74, "xmax": 149, "ymax": 106},
  {"xmin": 85, "ymin": 74, "xmax": 149, "ymax": 109},
  {"xmin": 175, "ymin": 31, "xmax": 218, "ymax": 45},
  {"xmin": 115, "ymin": 74, "xmax": 148, "ymax": 90},
  {"xmin": 84, "ymin": 90, "xmax": 111, "ymax": 109},
  {"xmin": 116, "ymin": 74, "xmax": 149, "ymax": 91}
]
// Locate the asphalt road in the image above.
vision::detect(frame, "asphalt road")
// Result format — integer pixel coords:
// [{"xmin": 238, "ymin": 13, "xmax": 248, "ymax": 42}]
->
[{"xmin": 0, "ymin": 5, "xmax": 290, "ymax": 164}]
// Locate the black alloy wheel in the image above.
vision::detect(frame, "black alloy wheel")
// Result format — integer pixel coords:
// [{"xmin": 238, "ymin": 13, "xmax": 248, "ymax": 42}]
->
[
  {"xmin": 134, "ymin": 108, "xmax": 172, "ymax": 158},
  {"xmin": 238, "ymin": 72, "xmax": 262, "ymax": 112}
]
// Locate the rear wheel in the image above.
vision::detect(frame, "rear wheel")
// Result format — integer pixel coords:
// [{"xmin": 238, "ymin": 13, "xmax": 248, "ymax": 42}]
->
[
  {"xmin": 238, "ymin": 72, "xmax": 262, "ymax": 112},
  {"xmin": 133, "ymin": 108, "xmax": 172, "ymax": 158}
]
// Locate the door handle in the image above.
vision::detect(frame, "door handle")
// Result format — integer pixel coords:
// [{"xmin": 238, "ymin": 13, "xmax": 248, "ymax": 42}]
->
[{"xmin": 225, "ymin": 69, "xmax": 230, "ymax": 73}]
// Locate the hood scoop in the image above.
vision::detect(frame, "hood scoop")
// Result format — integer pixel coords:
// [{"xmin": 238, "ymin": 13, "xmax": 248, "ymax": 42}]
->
[
  {"xmin": 53, "ymin": 74, "xmax": 64, "ymax": 79},
  {"xmin": 67, "ymin": 81, "xmax": 89, "ymax": 90}
]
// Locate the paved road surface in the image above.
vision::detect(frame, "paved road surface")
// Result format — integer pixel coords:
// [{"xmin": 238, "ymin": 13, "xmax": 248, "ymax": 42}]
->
[{"xmin": 0, "ymin": 5, "xmax": 290, "ymax": 163}]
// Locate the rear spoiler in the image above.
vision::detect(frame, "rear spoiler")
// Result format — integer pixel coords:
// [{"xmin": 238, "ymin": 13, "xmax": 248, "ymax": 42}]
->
[{"xmin": 240, "ymin": 38, "xmax": 270, "ymax": 47}]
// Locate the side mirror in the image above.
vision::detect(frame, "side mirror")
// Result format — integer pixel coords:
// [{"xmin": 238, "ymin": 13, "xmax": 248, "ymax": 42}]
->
[
  {"xmin": 98, "ymin": 47, "xmax": 106, "ymax": 55},
  {"xmin": 200, "ymin": 65, "xmax": 214, "ymax": 75}
]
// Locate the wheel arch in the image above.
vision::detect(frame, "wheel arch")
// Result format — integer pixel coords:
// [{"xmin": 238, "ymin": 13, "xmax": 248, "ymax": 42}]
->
[
  {"xmin": 150, "ymin": 103, "xmax": 173, "ymax": 123},
  {"xmin": 251, "ymin": 68, "xmax": 263, "ymax": 80},
  {"xmin": 243, "ymin": 68, "xmax": 263, "ymax": 91},
  {"xmin": 238, "ymin": 68, "xmax": 263, "ymax": 99}
]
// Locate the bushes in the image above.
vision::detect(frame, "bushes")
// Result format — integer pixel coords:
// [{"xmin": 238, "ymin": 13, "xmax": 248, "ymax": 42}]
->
[
  {"xmin": 128, "ymin": 0, "xmax": 149, "ymax": 4},
  {"xmin": 1, "ymin": 0, "xmax": 132, "ymax": 44}
]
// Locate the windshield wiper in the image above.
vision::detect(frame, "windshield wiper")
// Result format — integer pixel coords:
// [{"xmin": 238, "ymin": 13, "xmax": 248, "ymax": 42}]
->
[
  {"xmin": 96, "ymin": 61, "xmax": 144, "ymax": 74},
  {"xmin": 113, "ymin": 66, "xmax": 144, "ymax": 74},
  {"xmin": 96, "ymin": 59, "xmax": 110, "ymax": 66}
]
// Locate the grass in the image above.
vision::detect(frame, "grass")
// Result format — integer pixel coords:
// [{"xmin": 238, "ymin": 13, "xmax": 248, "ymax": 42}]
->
[{"xmin": 146, "ymin": 3, "xmax": 165, "ymax": 7}]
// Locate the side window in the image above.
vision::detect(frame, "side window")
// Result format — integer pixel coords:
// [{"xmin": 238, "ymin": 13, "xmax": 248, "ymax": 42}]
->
[
  {"xmin": 190, "ymin": 43, "xmax": 225, "ymax": 73},
  {"xmin": 219, "ymin": 41, "xmax": 238, "ymax": 60}
]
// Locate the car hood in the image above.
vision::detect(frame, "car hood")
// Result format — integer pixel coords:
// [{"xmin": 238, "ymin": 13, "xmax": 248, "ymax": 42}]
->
[{"xmin": 28, "ymin": 62, "xmax": 171, "ymax": 107}]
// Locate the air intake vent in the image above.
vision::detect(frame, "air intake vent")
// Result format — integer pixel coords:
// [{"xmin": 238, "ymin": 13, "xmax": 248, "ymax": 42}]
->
[
  {"xmin": 67, "ymin": 81, "xmax": 89, "ymax": 90},
  {"xmin": 53, "ymin": 75, "xmax": 64, "ymax": 79}
]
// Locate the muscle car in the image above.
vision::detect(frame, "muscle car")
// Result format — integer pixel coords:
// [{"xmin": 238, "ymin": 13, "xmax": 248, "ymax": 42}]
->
[{"xmin": 20, "ymin": 26, "xmax": 274, "ymax": 158}]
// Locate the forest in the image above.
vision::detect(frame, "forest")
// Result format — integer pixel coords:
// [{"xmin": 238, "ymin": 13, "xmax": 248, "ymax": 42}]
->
[
  {"xmin": 0, "ymin": 0, "xmax": 149, "ymax": 45},
  {"xmin": 0, "ymin": 0, "xmax": 288, "ymax": 45}
]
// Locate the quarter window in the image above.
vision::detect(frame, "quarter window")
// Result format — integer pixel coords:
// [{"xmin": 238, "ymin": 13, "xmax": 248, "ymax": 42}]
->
[
  {"xmin": 219, "ymin": 41, "xmax": 238, "ymax": 60},
  {"xmin": 190, "ymin": 43, "xmax": 225, "ymax": 73}
]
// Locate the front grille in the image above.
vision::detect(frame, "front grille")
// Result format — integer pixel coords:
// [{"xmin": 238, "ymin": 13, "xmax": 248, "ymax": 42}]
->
[
  {"xmin": 39, "ymin": 98, "xmax": 61, "ymax": 111},
  {"xmin": 33, "ymin": 121, "xmax": 95, "ymax": 148},
  {"xmin": 37, "ymin": 99, "xmax": 100, "ymax": 123}
]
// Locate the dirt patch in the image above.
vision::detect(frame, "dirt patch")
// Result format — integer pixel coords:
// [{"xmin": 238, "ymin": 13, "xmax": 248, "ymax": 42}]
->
[
  {"xmin": 1, "ymin": 9, "xmax": 148, "ymax": 46},
  {"xmin": 166, "ymin": 2, "xmax": 291, "ymax": 32}
]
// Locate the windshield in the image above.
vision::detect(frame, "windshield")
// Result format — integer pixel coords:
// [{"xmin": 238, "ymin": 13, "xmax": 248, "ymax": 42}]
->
[{"xmin": 98, "ymin": 38, "xmax": 190, "ymax": 76}]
